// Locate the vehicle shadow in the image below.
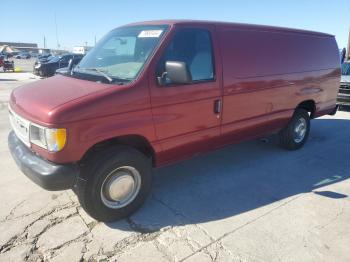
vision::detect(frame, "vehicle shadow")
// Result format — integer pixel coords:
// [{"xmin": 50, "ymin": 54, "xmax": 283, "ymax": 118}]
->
[{"xmin": 107, "ymin": 118, "xmax": 350, "ymax": 232}]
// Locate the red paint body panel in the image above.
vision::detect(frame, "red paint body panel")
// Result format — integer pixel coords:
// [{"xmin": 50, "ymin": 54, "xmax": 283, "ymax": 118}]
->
[
  {"xmin": 147, "ymin": 23, "xmax": 223, "ymax": 164},
  {"xmin": 9, "ymin": 20, "xmax": 341, "ymax": 166}
]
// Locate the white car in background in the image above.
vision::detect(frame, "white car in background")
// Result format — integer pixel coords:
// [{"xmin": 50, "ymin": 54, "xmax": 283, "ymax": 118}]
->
[{"xmin": 338, "ymin": 62, "xmax": 350, "ymax": 107}]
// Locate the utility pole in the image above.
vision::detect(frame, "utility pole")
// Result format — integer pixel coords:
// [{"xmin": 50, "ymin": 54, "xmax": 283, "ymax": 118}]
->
[
  {"xmin": 95, "ymin": 35, "xmax": 97, "ymax": 46},
  {"xmin": 54, "ymin": 12, "xmax": 60, "ymax": 49},
  {"xmin": 43, "ymin": 36, "xmax": 46, "ymax": 49}
]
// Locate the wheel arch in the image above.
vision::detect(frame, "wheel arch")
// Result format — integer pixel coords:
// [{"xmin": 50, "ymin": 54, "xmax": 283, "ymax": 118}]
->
[
  {"xmin": 296, "ymin": 100, "xmax": 316, "ymax": 119},
  {"xmin": 80, "ymin": 134, "xmax": 156, "ymax": 167}
]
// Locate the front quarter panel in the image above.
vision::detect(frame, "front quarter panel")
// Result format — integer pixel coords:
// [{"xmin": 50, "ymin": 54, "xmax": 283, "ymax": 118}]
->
[{"xmin": 33, "ymin": 78, "xmax": 157, "ymax": 164}]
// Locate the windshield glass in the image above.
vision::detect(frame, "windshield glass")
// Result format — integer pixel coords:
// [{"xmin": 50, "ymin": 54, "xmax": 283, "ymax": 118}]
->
[
  {"xmin": 341, "ymin": 63, "xmax": 350, "ymax": 75},
  {"xmin": 74, "ymin": 25, "xmax": 168, "ymax": 82}
]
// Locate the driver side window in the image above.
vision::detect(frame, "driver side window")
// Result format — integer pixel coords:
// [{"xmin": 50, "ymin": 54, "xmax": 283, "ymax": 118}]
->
[{"xmin": 157, "ymin": 28, "xmax": 214, "ymax": 83}]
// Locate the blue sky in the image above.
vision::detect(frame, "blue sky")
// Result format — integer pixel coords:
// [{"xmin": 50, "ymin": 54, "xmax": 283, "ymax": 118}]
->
[{"xmin": 2, "ymin": 0, "xmax": 349, "ymax": 50}]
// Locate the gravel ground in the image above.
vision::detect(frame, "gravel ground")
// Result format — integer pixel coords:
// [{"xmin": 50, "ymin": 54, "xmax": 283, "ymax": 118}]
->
[{"xmin": 0, "ymin": 71, "xmax": 349, "ymax": 262}]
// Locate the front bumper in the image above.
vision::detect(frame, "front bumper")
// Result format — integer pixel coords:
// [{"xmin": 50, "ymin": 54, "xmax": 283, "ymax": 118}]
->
[
  {"xmin": 33, "ymin": 67, "xmax": 43, "ymax": 76},
  {"xmin": 8, "ymin": 131, "xmax": 79, "ymax": 191},
  {"xmin": 337, "ymin": 82, "xmax": 350, "ymax": 106}
]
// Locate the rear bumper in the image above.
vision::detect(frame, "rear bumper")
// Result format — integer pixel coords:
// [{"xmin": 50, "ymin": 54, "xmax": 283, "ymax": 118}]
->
[
  {"xmin": 328, "ymin": 104, "xmax": 338, "ymax": 115},
  {"xmin": 8, "ymin": 131, "xmax": 79, "ymax": 191}
]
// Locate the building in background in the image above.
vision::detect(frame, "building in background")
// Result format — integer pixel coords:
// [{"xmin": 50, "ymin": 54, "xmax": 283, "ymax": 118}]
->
[
  {"xmin": 0, "ymin": 41, "xmax": 37, "ymax": 52},
  {"xmin": 73, "ymin": 46, "xmax": 92, "ymax": 54},
  {"xmin": 0, "ymin": 45, "xmax": 14, "ymax": 53},
  {"xmin": 0, "ymin": 42, "xmax": 50, "ymax": 54}
]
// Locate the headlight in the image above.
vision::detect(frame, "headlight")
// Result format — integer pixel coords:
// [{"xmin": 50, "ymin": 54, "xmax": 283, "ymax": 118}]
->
[{"xmin": 29, "ymin": 124, "xmax": 67, "ymax": 152}]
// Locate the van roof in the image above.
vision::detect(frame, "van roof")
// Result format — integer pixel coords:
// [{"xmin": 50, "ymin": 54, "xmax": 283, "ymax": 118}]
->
[{"xmin": 123, "ymin": 19, "xmax": 333, "ymax": 37}]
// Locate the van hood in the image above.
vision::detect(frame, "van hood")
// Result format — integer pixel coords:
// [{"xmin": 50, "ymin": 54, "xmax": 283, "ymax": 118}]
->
[{"xmin": 10, "ymin": 75, "xmax": 115, "ymax": 124}]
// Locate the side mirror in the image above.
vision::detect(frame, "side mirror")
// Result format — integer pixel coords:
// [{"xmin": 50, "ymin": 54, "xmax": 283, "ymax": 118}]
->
[{"xmin": 158, "ymin": 61, "xmax": 192, "ymax": 85}]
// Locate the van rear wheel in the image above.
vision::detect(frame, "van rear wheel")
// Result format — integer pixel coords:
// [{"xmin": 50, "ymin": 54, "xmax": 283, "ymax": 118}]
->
[
  {"xmin": 75, "ymin": 146, "xmax": 152, "ymax": 222},
  {"xmin": 279, "ymin": 108, "xmax": 310, "ymax": 150}
]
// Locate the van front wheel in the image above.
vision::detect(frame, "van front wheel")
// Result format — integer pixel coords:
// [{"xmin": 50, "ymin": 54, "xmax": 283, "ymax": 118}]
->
[
  {"xmin": 279, "ymin": 108, "xmax": 310, "ymax": 150},
  {"xmin": 75, "ymin": 146, "xmax": 152, "ymax": 222}
]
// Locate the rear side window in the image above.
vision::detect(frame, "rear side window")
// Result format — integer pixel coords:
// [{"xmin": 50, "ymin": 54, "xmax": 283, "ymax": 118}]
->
[{"xmin": 158, "ymin": 28, "xmax": 214, "ymax": 82}]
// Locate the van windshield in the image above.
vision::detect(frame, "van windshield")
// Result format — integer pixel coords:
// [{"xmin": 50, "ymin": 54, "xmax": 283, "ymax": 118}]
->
[{"xmin": 74, "ymin": 25, "xmax": 168, "ymax": 83}]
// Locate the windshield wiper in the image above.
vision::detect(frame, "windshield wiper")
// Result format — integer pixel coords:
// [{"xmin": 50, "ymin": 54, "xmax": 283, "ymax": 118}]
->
[
  {"xmin": 79, "ymin": 67, "xmax": 113, "ymax": 83},
  {"xmin": 73, "ymin": 67, "xmax": 130, "ymax": 84}
]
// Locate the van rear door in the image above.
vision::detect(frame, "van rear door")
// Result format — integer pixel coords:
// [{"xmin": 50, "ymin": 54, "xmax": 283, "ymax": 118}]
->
[{"xmin": 148, "ymin": 25, "xmax": 223, "ymax": 164}]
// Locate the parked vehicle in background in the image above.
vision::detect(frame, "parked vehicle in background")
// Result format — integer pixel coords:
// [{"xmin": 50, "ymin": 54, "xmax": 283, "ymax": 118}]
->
[
  {"xmin": 0, "ymin": 55, "xmax": 4, "ymax": 67},
  {"xmin": 8, "ymin": 20, "xmax": 340, "ymax": 222},
  {"xmin": 337, "ymin": 62, "xmax": 350, "ymax": 108},
  {"xmin": 38, "ymin": 53, "xmax": 52, "ymax": 60},
  {"xmin": 33, "ymin": 54, "xmax": 54, "ymax": 72},
  {"xmin": 15, "ymin": 52, "xmax": 31, "ymax": 59},
  {"xmin": 36, "ymin": 54, "xmax": 53, "ymax": 63},
  {"xmin": 2, "ymin": 60, "xmax": 15, "ymax": 72},
  {"xmin": 1, "ymin": 52, "xmax": 14, "ymax": 59},
  {"xmin": 33, "ymin": 54, "xmax": 84, "ymax": 77},
  {"xmin": 55, "ymin": 55, "xmax": 84, "ymax": 75},
  {"xmin": 0, "ymin": 56, "xmax": 14, "ymax": 71},
  {"xmin": 29, "ymin": 52, "xmax": 39, "ymax": 58}
]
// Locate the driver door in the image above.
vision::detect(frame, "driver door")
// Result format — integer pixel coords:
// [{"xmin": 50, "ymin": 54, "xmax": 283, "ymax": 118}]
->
[{"xmin": 148, "ymin": 25, "xmax": 223, "ymax": 164}]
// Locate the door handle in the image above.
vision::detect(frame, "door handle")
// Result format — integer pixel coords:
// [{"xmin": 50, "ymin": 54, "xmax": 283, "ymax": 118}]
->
[{"xmin": 214, "ymin": 99, "xmax": 222, "ymax": 115}]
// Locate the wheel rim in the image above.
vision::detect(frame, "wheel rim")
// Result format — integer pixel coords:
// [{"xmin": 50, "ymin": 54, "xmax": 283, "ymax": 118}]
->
[
  {"xmin": 293, "ymin": 117, "xmax": 307, "ymax": 143},
  {"xmin": 100, "ymin": 166, "xmax": 141, "ymax": 209}
]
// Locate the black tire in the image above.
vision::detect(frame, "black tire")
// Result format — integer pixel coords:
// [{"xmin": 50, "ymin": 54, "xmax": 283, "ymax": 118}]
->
[
  {"xmin": 75, "ymin": 146, "xmax": 152, "ymax": 222},
  {"xmin": 279, "ymin": 108, "xmax": 310, "ymax": 150}
]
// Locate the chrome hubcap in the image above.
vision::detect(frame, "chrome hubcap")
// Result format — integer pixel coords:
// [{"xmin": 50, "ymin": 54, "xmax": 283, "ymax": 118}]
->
[
  {"xmin": 101, "ymin": 166, "xmax": 141, "ymax": 209},
  {"xmin": 294, "ymin": 118, "xmax": 307, "ymax": 143}
]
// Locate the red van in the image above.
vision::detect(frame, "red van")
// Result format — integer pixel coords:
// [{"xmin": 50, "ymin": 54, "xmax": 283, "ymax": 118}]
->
[{"xmin": 8, "ymin": 20, "xmax": 340, "ymax": 221}]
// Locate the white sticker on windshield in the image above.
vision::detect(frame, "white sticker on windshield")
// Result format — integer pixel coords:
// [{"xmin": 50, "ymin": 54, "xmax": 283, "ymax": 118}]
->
[{"xmin": 138, "ymin": 30, "xmax": 163, "ymax": 38}]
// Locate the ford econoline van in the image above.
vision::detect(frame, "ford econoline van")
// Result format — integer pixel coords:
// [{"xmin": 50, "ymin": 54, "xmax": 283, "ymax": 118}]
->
[{"xmin": 8, "ymin": 20, "xmax": 340, "ymax": 221}]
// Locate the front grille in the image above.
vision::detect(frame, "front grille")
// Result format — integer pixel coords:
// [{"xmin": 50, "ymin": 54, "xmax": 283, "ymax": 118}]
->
[
  {"xmin": 339, "ymin": 88, "xmax": 350, "ymax": 95},
  {"xmin": 340, "ymin": 82, "xmax": 350, "ymax": 89},
  {"xmin": 9, "ymin": 106, "xmax": 30, "ymax": 147},
  {"xmin": 337, "ymin": 97, "xmax": 350, "ymax": 105}
]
